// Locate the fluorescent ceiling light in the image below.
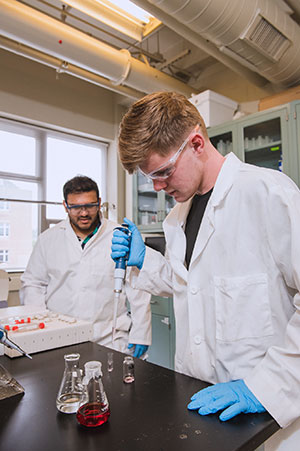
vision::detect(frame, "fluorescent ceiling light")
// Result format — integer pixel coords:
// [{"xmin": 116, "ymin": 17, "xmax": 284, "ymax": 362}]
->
[
  {"xmin": 103, "ymin": 0, "xmax": 153, "ymax": 23},
  {"xmin": 61, "ymin": 0, "xmax": 161, "ymax": 41}
]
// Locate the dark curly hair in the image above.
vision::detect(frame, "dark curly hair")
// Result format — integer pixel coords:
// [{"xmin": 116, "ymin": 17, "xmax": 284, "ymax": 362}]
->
[{"xmin": 63, "ymin": 175, "xmax": 99, "ymax": 202}]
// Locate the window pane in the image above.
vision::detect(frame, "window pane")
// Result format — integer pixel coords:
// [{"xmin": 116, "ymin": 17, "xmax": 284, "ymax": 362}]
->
[
  {"xmin": 0, "ymin": 130, "xmax": 36, "ymax": 175},
  {"xmin": 46, "ymin": 137, "xmax": 107, "ymax": 219},
  {"xmin": 0, "ymin": 179, "xmax": 38, "ymax": 270}
]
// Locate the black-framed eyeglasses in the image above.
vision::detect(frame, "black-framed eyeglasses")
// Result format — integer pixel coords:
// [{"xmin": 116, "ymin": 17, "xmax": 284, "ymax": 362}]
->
[{"xmin": 66, "ymin": 202, "xmax": 100, "ymax": 214}]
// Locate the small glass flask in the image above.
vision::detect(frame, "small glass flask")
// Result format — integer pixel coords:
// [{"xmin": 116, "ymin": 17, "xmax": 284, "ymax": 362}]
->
[
  {"xmin": 76, "ymin": 361, "xmax": 110, "ymax": 427},
  {"xmin": 56, "ymin": 353, "xmax": 87, "ymax": 414},
  {"xmin": 123, "ymin": 356, "xmax": 135, "ymax": 383}
]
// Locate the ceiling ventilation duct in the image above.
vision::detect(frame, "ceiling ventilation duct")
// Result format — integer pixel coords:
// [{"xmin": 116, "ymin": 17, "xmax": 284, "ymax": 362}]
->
[
  {"xmin": 0, "ymin": 0, "xmax": 193, "ymax": 98},
  {"xmin": 143, "ymin": 0, "xmax": 300, "ymax": 88}
]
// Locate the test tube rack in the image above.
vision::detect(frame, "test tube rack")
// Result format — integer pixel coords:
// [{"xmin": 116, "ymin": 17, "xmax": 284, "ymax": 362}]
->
[{"xmin": 0, "ymin": 305, "xmax": 93, "ymax": 358}]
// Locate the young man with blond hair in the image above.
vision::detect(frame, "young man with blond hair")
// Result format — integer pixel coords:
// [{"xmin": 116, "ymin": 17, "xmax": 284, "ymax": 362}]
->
[{"xmin": 112, "ymin": 91, "xmax": 300, "ymax": 449}]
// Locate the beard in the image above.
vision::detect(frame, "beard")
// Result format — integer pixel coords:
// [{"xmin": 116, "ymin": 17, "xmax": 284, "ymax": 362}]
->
[{"xmin": 69, "ymin": 213, "xmax": 100, "ymax": 235}]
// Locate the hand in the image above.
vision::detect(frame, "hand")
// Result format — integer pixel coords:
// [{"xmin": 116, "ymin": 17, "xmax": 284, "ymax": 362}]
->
[
  {"xmin": 128, "ymin": 343, "xmax": 148, "ymax": 358},
  {"xmin": 111, "ymin": 218, "xmax": 145, "ymax": 270},
  {"xmin": 187, "ymin": 380, "xmax": 266, "ymax": 421}
]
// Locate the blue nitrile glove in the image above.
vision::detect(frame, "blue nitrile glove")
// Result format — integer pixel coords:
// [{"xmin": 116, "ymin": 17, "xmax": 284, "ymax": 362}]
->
[
  {"xmin": 128, "ymin": 343, "xmax": 149, "ymax": 358},
  {"xmin": 187, "ymin": 380, "xmax": 266, "ymax": 421},
  {"xmin": 111, "ymin": 218, "xmax": 145, "ymax": 270}
]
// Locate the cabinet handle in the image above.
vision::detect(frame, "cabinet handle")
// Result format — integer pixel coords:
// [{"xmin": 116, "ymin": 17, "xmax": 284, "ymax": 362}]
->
[
  {"xmin": 150, "ymin": 300, "xmax": 158, "ymax": 304},
  {"xmin": 161, "ymin": 317, "xmax": 170, "ymax": 326}
]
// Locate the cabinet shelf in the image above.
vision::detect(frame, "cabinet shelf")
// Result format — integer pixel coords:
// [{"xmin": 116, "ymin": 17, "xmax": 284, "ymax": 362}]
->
[
  {"xmin": 207, "ymin": 101, "xmax": 300, "ymax": 187},
  {"xmin": 245, "ymin": 140, "xmax": 281, "ymax": 153},
  {"xmin": 138, "ymin": 190, "xmax": 157, "ymax": 196}
]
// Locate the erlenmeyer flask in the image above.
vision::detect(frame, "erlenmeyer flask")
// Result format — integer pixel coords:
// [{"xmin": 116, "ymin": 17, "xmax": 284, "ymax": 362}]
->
[
  {"xmin": 76, "ymin": 360, "xmax": 110, "ymax": 427},
  {"xmin": 56, "ymin": 353, "xmax": 87, "ymax": 414}
]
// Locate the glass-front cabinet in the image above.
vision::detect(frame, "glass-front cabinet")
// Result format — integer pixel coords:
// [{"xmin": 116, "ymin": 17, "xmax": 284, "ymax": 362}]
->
[
  {"xmin": 133, "ymin": 172, "xmax": 176, "ymax": 232},
  {"xmin": 208, "ymin": 102, "xmax": 299, "ymax": 187},
  {"xmin": 133, "ymin": 101, "xmax": 300, "ymax": 231}
]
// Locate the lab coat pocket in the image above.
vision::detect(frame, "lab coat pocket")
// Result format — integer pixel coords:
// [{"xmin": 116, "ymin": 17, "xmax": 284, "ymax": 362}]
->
[{"xmin": 214, "ymin": 273, "xmax": 273, "ymax": 341}]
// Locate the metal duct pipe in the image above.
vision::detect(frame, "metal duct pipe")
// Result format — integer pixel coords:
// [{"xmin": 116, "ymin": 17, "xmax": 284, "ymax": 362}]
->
[
  {"xmin": 0, "ymin": 0, "xmax": 193, "ymax": 97},
  {"xmin": 143, "ymin": 0, "xmax": 300, "ymax": 87},
  {"xmin": 0, "ymin": 36, "xmax": 145, "ymax": 100},
  {"xmin": 284, "ymin": 0, "xmax": 300, "ymax": 19},
  {"xmin": 131, "ymin": 0, "xmax": 272, "ymax": 90}
]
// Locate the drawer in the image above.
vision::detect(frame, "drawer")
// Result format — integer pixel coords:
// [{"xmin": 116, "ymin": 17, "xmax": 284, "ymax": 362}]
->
[{"xmin": 150, "ymin": 296, "xmax": 171, "ymax": 316}]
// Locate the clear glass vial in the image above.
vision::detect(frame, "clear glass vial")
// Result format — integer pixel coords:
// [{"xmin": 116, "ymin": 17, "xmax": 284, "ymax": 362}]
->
[
  {"xmin": 123, "ymin": 356, "xmax": 135, "ymax": 383},
  {"xmin": 56, "ymin": 353, "xmax": 87, "ymax": 414}
]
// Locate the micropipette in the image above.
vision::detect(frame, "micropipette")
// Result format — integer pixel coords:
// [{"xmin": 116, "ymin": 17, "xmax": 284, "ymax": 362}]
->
[
  {"xmin": 112, "ymin": 223, "xmax": 131, "ymax": 345},
  {"xmin": 0, "ymin": 326, "xmax": 32, "ymax": 359}
]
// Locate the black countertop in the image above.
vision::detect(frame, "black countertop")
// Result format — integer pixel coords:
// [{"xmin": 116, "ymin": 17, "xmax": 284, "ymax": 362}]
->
[{"xmin": 0, "ymin": 342, "xmax": 279, "ymax": 451}]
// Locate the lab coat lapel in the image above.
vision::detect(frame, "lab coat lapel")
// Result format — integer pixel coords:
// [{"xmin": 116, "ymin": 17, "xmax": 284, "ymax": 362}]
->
[
  {"xmin": 66, "ymin": 218, "xmax": 83, "ymax": 249},
  {"xmin": 189, "ymin": 152, "xmax": 242, "ymax": 268},
  {"xmin": 189, "ymin": 200, "xmax": 215, "ymax": 267},
  {"xmin": 164, "ymin": 199, "xmax": 192, "ymax": 281}
]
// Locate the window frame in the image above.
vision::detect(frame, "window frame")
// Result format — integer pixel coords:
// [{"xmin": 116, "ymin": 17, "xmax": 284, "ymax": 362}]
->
[
  {"xmin": 0, "ymin": 222, "xmax": 10, "ymax": 237},
  {"xmin": 0, "ymin": 117, "xmax": 108, "ymax": 270},
  {"xmin": 0, "ymin": 249, "xmax": 9, "ymax": 263}
]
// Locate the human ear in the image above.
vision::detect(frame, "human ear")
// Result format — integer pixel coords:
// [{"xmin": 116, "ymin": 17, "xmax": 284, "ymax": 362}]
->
[
  {"xmin": 63, "ymin": 200, "xmax": 68, "ymax": 213},
  {"xmin": 191, "ymin": 133, "xmax": 205, "ymax": 154}
]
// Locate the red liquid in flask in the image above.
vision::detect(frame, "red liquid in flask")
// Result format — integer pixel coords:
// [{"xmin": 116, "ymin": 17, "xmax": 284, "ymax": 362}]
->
[{"xmin": 76, "ymin": 402, "xmax": 110, "ymax": 427}]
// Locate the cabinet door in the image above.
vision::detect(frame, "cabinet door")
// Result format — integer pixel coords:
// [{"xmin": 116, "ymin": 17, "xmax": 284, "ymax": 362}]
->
[
  {"xmin": 241, "ymin": 109, "xmax": 289, "ymax": 174},
  {"xmin": 147, "ymin": 296, "xmax": 175, "ymax": 370},
  {"xmin": 147, "ymin": 313, "xmax": 172, "ymax": 369},
  {"xmin": 159, "ymin": 192, "xmax": 176, "ymax": 222},
  {"xmin": 133, "ymin": 173, "xmax": 176, "ymax": 232},
  {"xmin": 208, "ymin": 122, "xmax": 240, "ymax": 159},
  {"xmin": 133, "ymin": 172, "xmax": 160, "ymax": 231}
]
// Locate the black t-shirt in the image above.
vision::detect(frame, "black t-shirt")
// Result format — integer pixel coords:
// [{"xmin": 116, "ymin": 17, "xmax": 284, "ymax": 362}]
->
[{"xmin": 184, "ymin": 189, "xmax": 213, "ymax": 270}]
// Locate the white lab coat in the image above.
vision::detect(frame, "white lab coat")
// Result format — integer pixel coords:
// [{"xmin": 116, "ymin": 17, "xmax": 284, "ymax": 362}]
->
[
  {"xmin": 20, "ymin": 217, "xmax": 151, "ymax": 351},
  {"xmin": 130, "ymin": 153, "xmax": 300, "ymax": 449}
]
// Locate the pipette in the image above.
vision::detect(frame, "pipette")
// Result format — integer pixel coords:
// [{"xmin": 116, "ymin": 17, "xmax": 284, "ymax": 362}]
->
[
  {"xmin": 112, "ymin": 223, "xmax": 131, "ymax": 345},
  {"xmin": 0, "ymin": 326, "xmax": 32, "ymax": 359}
]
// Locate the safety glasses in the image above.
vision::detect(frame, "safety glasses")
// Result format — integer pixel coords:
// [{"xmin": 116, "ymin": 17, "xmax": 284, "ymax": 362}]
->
[
  {"xmin": 139, "ymin": 125, "xmax": 199, "ymax": 181},
  {"xmin": 66, "ymin": 202, "xmax": 99, "ymax": 214}
]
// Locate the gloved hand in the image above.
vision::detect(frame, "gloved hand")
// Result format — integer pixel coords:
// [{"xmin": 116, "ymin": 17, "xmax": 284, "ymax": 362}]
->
[
  {"xmin": 111, "ymin": 218, "xmax": 145, "ymax": 270},
  {"xmin": 187, "ymin": 380, "xmax": 266, "ymax": 421},
  {"xmin": 128, "ymin": 343, "xmax": 149, "ymax": 358}
]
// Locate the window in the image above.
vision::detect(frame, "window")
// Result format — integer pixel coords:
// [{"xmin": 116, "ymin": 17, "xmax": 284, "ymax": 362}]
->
[
  {"xmin": 0, "ymin": 223, "xmax": 10, "ymax": 237},
  {"xmin": 0, "ymin": 118, "xmax": 107, "ymax": 271},
  {"xmin": 0, "ymin": 250, "xmax": 9, "ymax": 263},
  {"xmin": 46, "ymin": 135, "xmax": 106, "ymax": 220},
  {"xmin": 0, "ymin": 201, "xmax": 9, "ymax": 210}
]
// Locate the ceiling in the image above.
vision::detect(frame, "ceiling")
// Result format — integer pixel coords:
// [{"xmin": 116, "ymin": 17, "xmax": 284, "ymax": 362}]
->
[
  {"xmin": 2, "ymin": 0, "xmax": 300, "ymax": 101},
  {"xmin": 16, "ymin": 0, "xmax": 215, "ymax": 89}
]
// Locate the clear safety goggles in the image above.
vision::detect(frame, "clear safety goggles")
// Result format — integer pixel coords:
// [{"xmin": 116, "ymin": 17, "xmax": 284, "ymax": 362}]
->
[
  {"xmin": 139, "ymin": 125, "xmax": 199, "ymax": 181},
  {"xmin": 66, "ymin": 202, "xmax": 99, "ymax": 214}
]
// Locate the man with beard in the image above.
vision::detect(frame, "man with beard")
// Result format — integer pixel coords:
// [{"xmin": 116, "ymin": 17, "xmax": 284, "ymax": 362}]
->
[{"xmin": 20, "ymin": 176, "xmax": 151, "ymax": 357}]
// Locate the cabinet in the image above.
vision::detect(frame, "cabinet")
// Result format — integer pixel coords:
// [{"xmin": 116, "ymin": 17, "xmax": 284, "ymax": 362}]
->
[
  {"xmin": 208, "ymin": 101, "xmax": 300, "ymax": 186},
  {"xmin": 147, "ymin": 296, "xmax": 175, "ymax": 370},
  {"xmin": 133, "ymin": 101, "xmax": 300, "ymax": 232},
  {"xmin": 133, "ymin": 172, "xmax": 176, "ymax": 232}
]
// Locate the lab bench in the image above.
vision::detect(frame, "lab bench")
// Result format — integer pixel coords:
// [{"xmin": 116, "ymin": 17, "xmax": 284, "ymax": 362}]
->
[{"xmin": 0, "ymin": 342, "xmax": 279, "ymax": 451}]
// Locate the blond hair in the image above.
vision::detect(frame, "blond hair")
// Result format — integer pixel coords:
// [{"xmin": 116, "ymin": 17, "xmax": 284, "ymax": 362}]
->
[{"xmin": 118, "ymin": 91, "xmax": 208, "ymax": 173}]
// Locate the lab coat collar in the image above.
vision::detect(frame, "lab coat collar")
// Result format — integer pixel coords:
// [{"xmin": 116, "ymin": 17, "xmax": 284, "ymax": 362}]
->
[
  {"xmin": 163, "ymin": 152, "xmax": 242, "ymax": 273},
  {"xmin": 188, "ymin": 152, "xmax": 242, "ymax": 268},
  {"xmin": 210, "ymin": 152, "xmax": 242, "ymax": 208},
  {"xmin": 64, "ymin": 213, "xmax": 107, "ymax": 250}
]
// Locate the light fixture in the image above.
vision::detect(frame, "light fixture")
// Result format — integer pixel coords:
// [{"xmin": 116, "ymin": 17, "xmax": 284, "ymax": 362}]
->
[{"xmin": 61, "ymin": 0, "xmax": 161, "ymax": 41}]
